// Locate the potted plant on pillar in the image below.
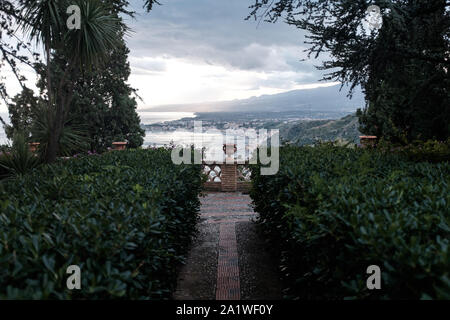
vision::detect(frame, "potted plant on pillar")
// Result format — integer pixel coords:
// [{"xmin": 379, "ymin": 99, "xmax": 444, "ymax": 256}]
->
[
  {"xmin": 28, "ymin": 142, "xmax": 41, "ymax": 153},
  {"xmin": 223, "ymin": 144, "xmax": 237, "ymax": 162},
  {"xmin": 221, "ymin": 144, "xmax": 238, "ymax": 192},
  {"xmin": 112, "ymin": 141, "xmax": 127, "ymax": 151},
  {"xmin": 359, "ymin": 136, "xmax": 378, "ymax": 148}
]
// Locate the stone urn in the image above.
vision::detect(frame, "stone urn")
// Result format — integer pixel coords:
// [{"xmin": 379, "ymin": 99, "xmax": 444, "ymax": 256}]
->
[
  {"xmin": 359, "ymin": 136, "xmax": 378, "ymax": 148},
  {"xmin": 112, "ymin": 142, "xmax": 127, "ymax": 151},
  {"xmin": 28, "ymin": 142, "xmax": 40, "ymax": 153},
  {"xmin": 223, "ymin": 144, "xmax": 237, "ymax": 162}
]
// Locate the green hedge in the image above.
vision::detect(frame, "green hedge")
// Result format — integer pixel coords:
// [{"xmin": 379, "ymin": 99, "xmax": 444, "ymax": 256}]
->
[
  {"xmin": 250, "ymin": 145, "xmax": 450, "ymax": 299},
  {"xmin": 379, "ymin": 139, "xmax": 450, "ymax": 163},
  {"xmin": 0, "ymin": 149, "xmax": 203, "ymax": 299}
]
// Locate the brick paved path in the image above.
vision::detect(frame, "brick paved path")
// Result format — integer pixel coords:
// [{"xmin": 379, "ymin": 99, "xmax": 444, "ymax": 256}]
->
[{"xmin": 174, "ymin": 192, "xmax": 282, "ymax": 300}]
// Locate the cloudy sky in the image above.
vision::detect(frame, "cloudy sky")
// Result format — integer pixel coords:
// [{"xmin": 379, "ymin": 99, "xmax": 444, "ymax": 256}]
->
[
  {"xmin": 1, "ymin": 0, "xmax": 337, "ymax": 112},
  {"xmin": 124, "ymin": 0, "xmax": 336, "ymax": 109}
]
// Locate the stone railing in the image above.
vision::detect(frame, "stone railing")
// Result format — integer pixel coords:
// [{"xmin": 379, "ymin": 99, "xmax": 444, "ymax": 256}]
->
[
  {"xmin": 202, "ymin": 144, "xmax": 252, "ymax": 193},
  {"xmin": 202, "ymin": 162, "xmax": 252, "ymax": 193},
  {"xmin": 112, "ymin": 142, "xmax": 127, "ymax": 151}
]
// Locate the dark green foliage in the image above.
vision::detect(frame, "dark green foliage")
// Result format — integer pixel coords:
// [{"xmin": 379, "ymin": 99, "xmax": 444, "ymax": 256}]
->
[
  {"xmin": 8, "ymin": 3, "xmax": 144, "ymax": 155},
  {"xmin": 0, "ymin": 131, "xmax": 41, "ymax": 179},
  {"xmin": 17, "ymin": 0, "xmax": 123, "ymax": 163},
  {"xmin": 0, "ymin": 148, "xmax": 203, "ymax": 299},
  {"xmin": 248, "ymin": 1, "xmax": 450, "ymax": 142},
  {"xmin": 377, "ymin": 139, "xmax": 450, "ymax": 163},
  {"xmin": 357, "ymin": 1, "xmax": 450, "ymax": 142},
  {"xmin": 30, "ymin": 104, "xmax": 89, "ymax": 157},
  {"xmin": 5, "ymin": 88, "xmax": 90, "ymax": 158},
  {"xmin": 250, "ymin": 145, "xmax": 450, "ymax": 299},
  {"xmin": 69, "ymin": 39, "xmax": 145, "ymax": 151},
  {"xmin": 4, "ymin": 88, "xmax": 39, "ymax": 140},
  {"xmin": 0, "ymin": 0, "xmax": 154, "ymax": 106}
]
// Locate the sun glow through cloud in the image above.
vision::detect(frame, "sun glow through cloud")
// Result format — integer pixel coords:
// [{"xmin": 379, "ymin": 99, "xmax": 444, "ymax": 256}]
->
[
  {"xmin": 1, "ymin": 0, "xmax": 340, "ymax": 113},
  {"xmin": 129, "ymin": 56, "xmax": 339, "ymax": 109}
]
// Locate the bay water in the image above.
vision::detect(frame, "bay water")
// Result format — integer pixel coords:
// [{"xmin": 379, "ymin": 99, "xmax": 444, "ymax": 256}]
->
[{"xmin": 0, "ymin": 111, "xmax": 196, "ymax": 146}]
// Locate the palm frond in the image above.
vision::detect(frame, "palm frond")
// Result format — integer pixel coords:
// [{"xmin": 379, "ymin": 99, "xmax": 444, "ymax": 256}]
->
[
  {"xmin": 31, "ymin": 105, "xmax": 90, "ymax": 157},
  {"xmin": 0, "ymin": 131, "xmax": 41, "ymax": 179},
  {"xmin": 64, "ymin": 0, "xmax": 122, "ymax": 69},
  {"xmin": 19, "ymin": 0, "xmax": 65, "ymax": 51}
]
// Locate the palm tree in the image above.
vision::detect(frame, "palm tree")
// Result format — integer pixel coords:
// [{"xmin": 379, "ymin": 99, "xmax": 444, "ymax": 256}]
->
[{"xmin": 19, "ymin": 0, "xmax": 121, "ymax": 162}]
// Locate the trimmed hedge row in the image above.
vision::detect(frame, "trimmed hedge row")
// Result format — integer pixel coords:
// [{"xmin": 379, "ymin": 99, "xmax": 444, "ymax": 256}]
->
[
  {"xmin": 377, "ymin": 139, "xmax": 450, "ymax": 163},
  {"xmin": 250, "ymin": 145, "xmax": 450, "ymax": 299},
  {"xmin": 0, "ymin": 149, "xmax": 203, "ymax": 299}
]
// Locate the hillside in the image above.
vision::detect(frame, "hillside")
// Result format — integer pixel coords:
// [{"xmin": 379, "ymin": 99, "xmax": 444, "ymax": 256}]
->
[
  {"xmin": 279, "ymin": 114, "xmax": 362, "ymax": 145},
  {"xmin": 144, "ymin": 85, "xmax": 364, "ymax": 114}
]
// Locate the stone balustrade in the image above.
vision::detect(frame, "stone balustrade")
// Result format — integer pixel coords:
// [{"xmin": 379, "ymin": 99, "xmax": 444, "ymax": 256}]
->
[
  {"xmin": 112, "ymin": 142, "xmax": 127, "ymax": 151},
  {"xmin": 202, "ymin": 144, "xmax": 252, "ymax": 193}
]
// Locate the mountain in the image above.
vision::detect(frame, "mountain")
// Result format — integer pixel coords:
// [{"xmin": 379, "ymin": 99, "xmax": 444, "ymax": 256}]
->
[
  {"xmin": 279, "ymin": 114, "xmax": 362, "ymax": 145},
  {"xmin": 143, "ymin": 84, "xmax": 365, "ymax": 113}
]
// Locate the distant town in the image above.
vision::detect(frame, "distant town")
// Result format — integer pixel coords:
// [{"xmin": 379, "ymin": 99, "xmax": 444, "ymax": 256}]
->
[
  {"xmin": 141, "ymin": 110, "xmax": 362, "ymax": 146},
  {"xmin": 142, "ymin": 110, "xmax": 355, "ymax": 132}
]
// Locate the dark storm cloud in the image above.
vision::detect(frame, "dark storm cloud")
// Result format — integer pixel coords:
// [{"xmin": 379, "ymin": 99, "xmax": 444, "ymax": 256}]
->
[{"xmin": 126, "ymin": 0, "xmax": 326, "ymax": 82}]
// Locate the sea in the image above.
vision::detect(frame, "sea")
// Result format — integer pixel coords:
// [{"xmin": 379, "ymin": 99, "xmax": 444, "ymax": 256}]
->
[
  {"xmin": 1, "ymin": 111, "xmax": 267, "ymax": 162},
  {"xmin": 0, "ymin": 111, "xmax": 198, "ymax": 146}
]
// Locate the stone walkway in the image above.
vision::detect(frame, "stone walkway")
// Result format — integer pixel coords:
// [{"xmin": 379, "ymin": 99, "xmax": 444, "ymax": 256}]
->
[{"xmin": 174, "ymin": 192, "xmax": 283, "ymax": 300}]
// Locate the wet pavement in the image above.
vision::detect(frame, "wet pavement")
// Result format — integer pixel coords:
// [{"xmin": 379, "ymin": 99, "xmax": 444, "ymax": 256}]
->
[{"xmin": 173, "ymin": 192, "xmax": 283, "ymax": 300}]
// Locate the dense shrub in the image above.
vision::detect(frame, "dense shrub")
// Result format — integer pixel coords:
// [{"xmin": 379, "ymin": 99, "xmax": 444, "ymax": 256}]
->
[
  {"xmin": 0, "ymin": 148, "xmax": 203, "ymax": 299},
  {"xmin": 250, "ymin": 145, "xmax": 450, "ymax": 299},
  {"xmin": 0, "ymin": 132, "xmax": 41, "ymax": 179},
  {"xmin": 377, "ymin": 139, "xmax": 450, "ymax": 163}
]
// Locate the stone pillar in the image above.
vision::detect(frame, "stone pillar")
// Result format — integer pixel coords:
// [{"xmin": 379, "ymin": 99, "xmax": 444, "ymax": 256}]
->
[
  {"xmin": 112, "ymin": 142, "xmax": 127, "ymax": 151},
  {"xmin": 28, "ymin": 142, "xmax": 40, "ymax": 153},
  {"xmin": 220, "ymin": 144, "xmax": 238, "ymax": 192},
  {"xmin": 359, "ymin": 136, "xmax": 378, "ymax": 148},
  {"xmin": 221, "ymin": 164, "xmax": 237, "ymax": 192}
]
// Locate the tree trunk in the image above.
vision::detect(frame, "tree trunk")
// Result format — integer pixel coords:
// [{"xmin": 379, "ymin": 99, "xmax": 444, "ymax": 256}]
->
[
  {"xmin": 45, "ymin": 130, "xmax": 59, "ymax": 163},
  {"xmin": 45, "ymin": 105, "xmax": 64, "ymax": 163},
  {"xmin": 43, "ymin": 48, "xmax": 80, "ymax": 163}
]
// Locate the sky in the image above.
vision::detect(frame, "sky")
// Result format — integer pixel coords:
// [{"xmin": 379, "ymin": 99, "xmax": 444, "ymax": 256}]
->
[
  {"xmin": 124, "ymin": 0, "xmax": 336, "ymax": 109},
  {"xmin": 1, "ymin": 0, "xmax": 337, "ymax": 112}
]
